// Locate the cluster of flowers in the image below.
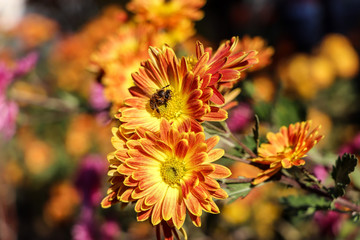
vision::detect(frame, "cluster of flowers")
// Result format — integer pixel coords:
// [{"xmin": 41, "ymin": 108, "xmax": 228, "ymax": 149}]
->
[
  {"xmin": 100, "ymin": 36, "xmax": 258, "ymax": 238},
  {"xmin": 100, "ymin": 35, "xmax": 324, "ymax": 238},
  {"xmin": 86, "ymin": 2, "xmax": 326, "ymax": 239}
]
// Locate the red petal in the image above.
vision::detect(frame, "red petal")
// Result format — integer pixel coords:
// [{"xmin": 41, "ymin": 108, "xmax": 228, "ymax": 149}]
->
[
  {"xmin": 205, "ymin": 136, "xmax": 220, "ymax": 152},
  {"xmin": 209, "ymin": 87, "xmax": 225, "ymax": 105},
  {"xmin": 201, "ymin": 107, "xmax": 228, "ymax": 121},
  {"xmin": 137, "ymin": 208, "xmax": 152, "ymax": 222},
  {"xmin": 175, "ymin": 139, "xmax": 189, "ymax": 159}
]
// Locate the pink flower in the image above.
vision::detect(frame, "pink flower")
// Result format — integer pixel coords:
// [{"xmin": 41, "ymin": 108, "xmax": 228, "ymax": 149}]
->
[
  {"xmin": 338, "ymin": 132, "xmax": 360, "ymax": 155},
  {"xmin": 352, "ymin": 133, "xmax": 360, "ymax": 149},
  {"xmin": 314, "ymin": 210, "xmax": 342, "ymax": 237},
  {"xmin": 75, "ymin": 154, "xmax": 107, "ymax": 207},
  {"xmin": 14, "ymin": 52, "xmax": 38, "ymax": 77},
  {"xmin": 0, "ymin": 63, "xmax": 14, "ymax": 94},
  {"xmin": 0, "ymin": 97, "xmax": 18, "ymax": 140},
  {"xmin": 89, "ymin": 82, "xmax": 110, "ymax": 111},
  {"xmin": 100, "ymin": 220, "xmax": 121, "ymax": 240},
  {"xmin": 0, "ymin": 52, "xmax": 37, "ymax": 140},
  {"xmin": 226, "ymin": 103, "xmax": 253, "ymax": 132},
  {"xmin": 313, "ymin": 165, "xmax": 329, "ymax": 183}
]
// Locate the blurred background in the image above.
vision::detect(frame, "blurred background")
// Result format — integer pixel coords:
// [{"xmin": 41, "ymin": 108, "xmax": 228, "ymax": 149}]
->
[{"xmin": 1, "ymin": 0, "xmax": 360, "ymax": 239}]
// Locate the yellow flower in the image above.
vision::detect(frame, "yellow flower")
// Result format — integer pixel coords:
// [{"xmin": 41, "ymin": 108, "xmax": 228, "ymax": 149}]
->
[
  {"xmin": 102, "ymin": 120, "xmax": 231, "ymax": 232},
  {"xmin": 278, "ymin": 53, "xmax": 335, "ymax": 99},
  {"xmin": 320, "ymin": 33, "xmax": 359, "ymax": 79},
  {"xmin": 127, "ymin": 0, "xmax": 205, "ymax": 46},
  {"xmin": 252, "ymin": 74, "xmax": 276, "ymax": 102},
  {"xmin": 90, "ymin": 23, "xmax": 151, "ymax": 106},
  {"xmin": 127, "ymin": 0, "xmax": 205, "ymax": 30},
  {"xmin": 306, "ymin": 107, "xmax": 332, "ymax": 148},
  {"xmin": 251, "ymin": 121, "xmax": 323, "ymax": 185},
  {"xmin": 120, "ymin": 44, "xmax": 228, "ymax": 134}
]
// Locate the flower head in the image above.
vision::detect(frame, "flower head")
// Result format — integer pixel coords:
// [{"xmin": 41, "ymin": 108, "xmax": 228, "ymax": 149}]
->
[
  {"xmin": 120, "ymin": 44, "xmax": 228, "ymax": 134},
  {"xmin": 11, "ymin": 13, "xmax": 58, "ymax": 49},
  {"xmin": 191, "ymin": 36, "xmax": 258, "ymax": 103},
  {"xmin": 126, "ymin": 0, "xmax": 205, "ymax": 46},
  {"xmin": 51, "ymin": 6, "xmax": 127, "ymax": 95},
  {"xmin": 90, "ymin": 23, "xmax": 151, "ymax": 107},
  {"xmin": 319, "ymin": 33, "xmax": 359, "ymax": 79},
  {"xmin": 251, "ymin": 121, "xmax": 323, "ymax": 185},
  {"xmin": 226, "ymin": 103, "xmax": 253, "ymax": 132},
  {"xmin": 127, "ymin": 0, "xmax": 205, "ymax": 30},
  {"xmin": 236, "ymin": 35, "xmax": 274, "ymax": 72},
  {"xmin": 102, "ymin": 120, "xmax": 231, "ymax": 231}
]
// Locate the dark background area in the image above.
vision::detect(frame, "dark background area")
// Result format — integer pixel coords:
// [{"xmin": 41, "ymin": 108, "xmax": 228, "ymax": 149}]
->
[{"xmin": 26, "ymin": 0, "xmax": 360, "ymax": 52}]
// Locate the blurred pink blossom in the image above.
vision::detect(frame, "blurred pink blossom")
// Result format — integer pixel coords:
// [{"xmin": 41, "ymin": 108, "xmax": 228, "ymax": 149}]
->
[
  {"xmin": 314, "ymin": 210, "xmax": 342, "ymax": 237},
  {"xmin": 100, "ymin": 220, "xmax": 121, "ymax": 240},
  {"xmin": 89, "ymin": 82, "xmax": 110, "ymax": 111},
  {"xmin": 73, "ymin": 155, "xmax": 120, "ymax": 240},
  {"xmin": 226, "ymin": 103, "xmax": 253, "ymax": 132},
  {"xmin": 313, "ymin": 165, "xmax": 329, "ymax": 183},
  {"xmin": 75, "ymin": 154, "xmax": 107, "ymax": 207},
  {"xmin": 338, "ymin": 132, "xmax": 360, "ymax": 155},
  {"xmin": 0, "ymin": 52, "xmax": 37, "ymax": 140},
  {"xmin": 14, "ymin": 52, "xmax": 38, "ymax": 77},
  {"xmin": 0, "ymin": 97, "xmax": 19, "ymax": 140}
]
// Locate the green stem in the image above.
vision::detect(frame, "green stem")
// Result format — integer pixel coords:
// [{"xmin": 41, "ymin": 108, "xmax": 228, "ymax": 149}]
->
[
  {"xmin": 221, "ymin": 177, "xmax": 253, "ymax": 184},
  {"xmin": 204, "ymin": 121, "xmax": 257, "ymax": 158},
  {"xmin": 223, "ymin": 153, "xmax": 251, "ymax": 164},
  {"xmin": 280, "ymin": 173, "xmax": 360, "ymax": 213},
  {"xmin": 221, "ymin": 122, "xmax": 257, "ymax": 158}
]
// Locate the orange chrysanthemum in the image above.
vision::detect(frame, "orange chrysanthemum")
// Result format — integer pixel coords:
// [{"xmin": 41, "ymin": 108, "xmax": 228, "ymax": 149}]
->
[
  {"xmin": 127, "ymin": 0, "xmax": 205, "ymax": 29},
  {"xmin": 251, "ymin": 121, "xmax": 323, "ymax": 185},
  {"xmin": 127, "ymin": 0, "xmax": 205, "ymax": 46},
  {"xmin": 11, "ymin": 13, "xmax": 58, "ymax": 49},
  {"xmin": 50, "ymin": 6, "xmax": 127, "ymax": 96},
  {"xmin": 90, "ymin": 23, "xmax": 151, "ymax": 106},
  {"xmin": 191, "ymin": 36, "xmax": 258, "ymax": 103},
  {"xmin": 236, "ymin": 35, "xmax": 274, "ymax": 72},
  {"xmin": 102, "ymin": 120, "xmax": 231, "ymax": 233},
  {"xmin": 119, "ymin": 44, "xmax": 228, "ymax": 134}
]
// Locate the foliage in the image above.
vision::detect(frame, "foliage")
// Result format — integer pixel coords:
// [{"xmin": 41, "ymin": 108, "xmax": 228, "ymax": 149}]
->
[{"xmin": 330, "ymin": 153, "xmax": 358, "ymax": 198}]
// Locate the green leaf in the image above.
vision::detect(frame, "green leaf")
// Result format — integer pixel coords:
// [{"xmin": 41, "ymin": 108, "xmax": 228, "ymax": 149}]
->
[
  {"xmin": 280, "ymin": 194, "xmax": 331, "ymax": 208},
  {"xmin": 225, "ymin": 182, "xmax": 253, "ymax": 204},
  {"xmin": 272, "ymin": 96, "xmax": 303, "ymax": 128},
  {"xmin": 351, "ymin": 213, "xmax": 360, "ymax": 223},
  {"xmin": 330, "ymin": 153, "xmax": 358, "ymax": 198},
  {"xmin": 280, "ymin": 194, "xmax": 332, "ymax": 218},
  {"xmin": 253, "ymin": 100, "xmax": 272, "ymax": 121}
]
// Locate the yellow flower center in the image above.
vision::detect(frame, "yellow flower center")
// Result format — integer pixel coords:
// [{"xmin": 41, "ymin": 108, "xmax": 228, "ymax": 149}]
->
[
  {"xmin": 160, "ymin": 158, "xmax": 186, "ymax": 187},
  {"xmin": 154, "ymin": 1, "xmax": 181, "ymax": 17}
]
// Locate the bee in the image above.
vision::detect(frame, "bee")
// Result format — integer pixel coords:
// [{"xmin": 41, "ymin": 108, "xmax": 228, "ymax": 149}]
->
[{"xmin": 149, "ymin": 85, "xmax": 172, "ymax": 113}]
